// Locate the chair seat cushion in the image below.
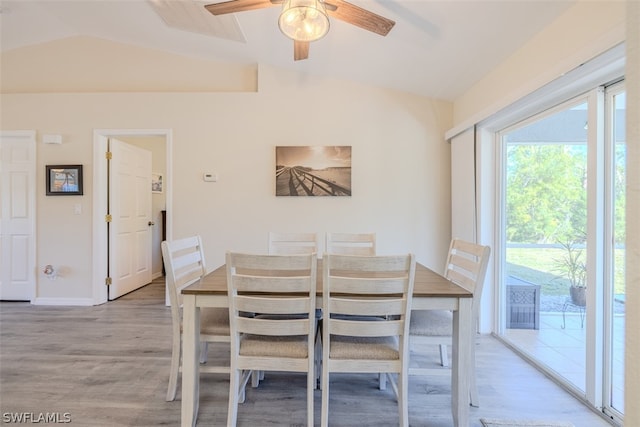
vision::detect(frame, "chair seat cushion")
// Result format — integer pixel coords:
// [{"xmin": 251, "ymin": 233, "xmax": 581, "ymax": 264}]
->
[
  {"xmin": 330, "ymin": 335, "xmax": 399, "ymax": 360},
  {"xmin": 200, "ymin": 307, "xmax": 230, "ymax": 335},
  {"xmin": 409, "ymin": 310, "xmax": 452, "ymax": 336},
  {"xmin": 239, "ymin": 334, "xmax": 309, "ymax": 358}
]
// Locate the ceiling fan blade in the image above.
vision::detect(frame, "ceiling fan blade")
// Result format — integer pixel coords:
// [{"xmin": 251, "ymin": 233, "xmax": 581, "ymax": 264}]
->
[
  {"xmin": 205, "ymin": 0, "xmax": 281, "ymax": 16},
  {"xmin": 323, "ymin": 0, "xmax": 395, "ymax": 36},
  {"xmin": 294, "ymin": 40, "xmax": 310, "ymax": 61}
]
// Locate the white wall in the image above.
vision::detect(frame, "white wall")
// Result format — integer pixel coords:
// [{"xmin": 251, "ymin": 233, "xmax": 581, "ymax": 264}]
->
[
  {"xmin": 451, "ymin": 0, "xmax": 626, "ymax": 130},
  {"xmin": 0, "ymin": 38, "xmax": 453, "ymax": 303}
]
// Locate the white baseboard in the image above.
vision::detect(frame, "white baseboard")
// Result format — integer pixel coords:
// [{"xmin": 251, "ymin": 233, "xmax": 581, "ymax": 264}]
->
[{"xmin": 33, "ymin": 297, "xmax": 94, "ymax": 306}]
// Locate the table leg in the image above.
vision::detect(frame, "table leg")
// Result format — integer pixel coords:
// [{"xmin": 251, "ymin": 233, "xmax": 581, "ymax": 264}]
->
[
  {"xmin": 451, "ymin": 298, "xmax": 472, "ymax": 427},
  {"xmin": 181, "ymin": 295, "xmax": 200, "ymax": 427}
]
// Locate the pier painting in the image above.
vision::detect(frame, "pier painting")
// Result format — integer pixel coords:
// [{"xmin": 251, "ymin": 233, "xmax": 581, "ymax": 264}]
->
[{"xmin": 275, "ymin": 146, "xmax": 352, "ymax": 197}]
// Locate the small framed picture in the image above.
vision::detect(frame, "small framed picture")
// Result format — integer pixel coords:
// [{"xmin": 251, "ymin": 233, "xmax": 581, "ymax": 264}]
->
[
  {"xmin": 151, "ymin": 172, "xmax": 163, "ymax": 193},
  {"xmin": 46, "ymin": 165, "xmax": 83, "ymax": 196}
]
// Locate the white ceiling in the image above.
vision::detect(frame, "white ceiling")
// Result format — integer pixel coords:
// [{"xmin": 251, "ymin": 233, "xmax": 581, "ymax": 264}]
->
[{"xmin": 0, "ymin": 0, "xmax": 575, "ymax": 101}]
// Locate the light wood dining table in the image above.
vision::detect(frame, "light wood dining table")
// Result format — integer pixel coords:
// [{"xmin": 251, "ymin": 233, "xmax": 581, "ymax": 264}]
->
[{"xmin": 180, "ymin": 260, "xmax": 473, "ymax": 427}]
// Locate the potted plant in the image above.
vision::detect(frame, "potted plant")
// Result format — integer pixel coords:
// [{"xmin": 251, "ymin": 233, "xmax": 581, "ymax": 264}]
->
[{"xmin": 554, "ymin": 240, "xmax": 587, "ymax": 306}]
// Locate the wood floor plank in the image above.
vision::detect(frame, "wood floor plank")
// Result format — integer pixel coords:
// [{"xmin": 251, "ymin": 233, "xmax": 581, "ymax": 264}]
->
[{"xmin": 0, "ymin": 280, "xmax": 613, "ymax": 426}]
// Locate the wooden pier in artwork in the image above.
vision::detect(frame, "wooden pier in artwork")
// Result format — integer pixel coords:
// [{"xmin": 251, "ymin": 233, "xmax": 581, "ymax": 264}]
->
[{"xmin": 276, "ymin": 166, "xmax": 351, "ymax": 196}]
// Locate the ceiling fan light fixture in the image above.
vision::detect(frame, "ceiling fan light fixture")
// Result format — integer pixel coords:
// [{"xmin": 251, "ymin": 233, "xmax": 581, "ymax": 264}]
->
[{"xmin": 278, "ymin": 0, "xmax": 330, "ymax": 42}]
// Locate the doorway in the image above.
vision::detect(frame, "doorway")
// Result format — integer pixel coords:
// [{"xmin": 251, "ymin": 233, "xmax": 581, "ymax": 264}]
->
[{"xmin": 92, "ymin": 129, "xmax": 172, "ymax": 305}]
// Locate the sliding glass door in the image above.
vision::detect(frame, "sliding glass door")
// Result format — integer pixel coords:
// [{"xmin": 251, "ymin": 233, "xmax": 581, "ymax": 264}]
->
[{"xmin": 497, "ymin": 82, "xmax": 625, "ymax": 423}]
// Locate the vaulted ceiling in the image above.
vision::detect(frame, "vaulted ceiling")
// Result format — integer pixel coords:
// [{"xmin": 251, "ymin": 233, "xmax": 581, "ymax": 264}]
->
[{"xmin": 0, "ymin": 0, "xmax": 575, "ymax": 100}]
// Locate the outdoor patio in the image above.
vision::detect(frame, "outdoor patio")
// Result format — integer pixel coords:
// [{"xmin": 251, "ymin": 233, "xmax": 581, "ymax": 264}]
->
[{"xmin": 503, "ymin": 303, "xmax": 625, "ymax": 412}]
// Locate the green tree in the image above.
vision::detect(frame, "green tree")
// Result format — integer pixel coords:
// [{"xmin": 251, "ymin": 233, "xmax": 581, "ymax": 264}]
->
[
  {"xmin": 613, "ymin": 144, "xmax": 626, "ymax": 244},
  {"xmin": 506, "ymin": 144, "xmax": 587, "ymax": 243}
]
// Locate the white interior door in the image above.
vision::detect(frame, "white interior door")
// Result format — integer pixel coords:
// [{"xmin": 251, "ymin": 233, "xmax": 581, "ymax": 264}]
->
[
  {"xmin": 108, "ymin": 138, "xmax": 152, "ymax": 300},
  {"xmin": 0, "ymin": 131, "xmax": 36, "ymax": 301}
]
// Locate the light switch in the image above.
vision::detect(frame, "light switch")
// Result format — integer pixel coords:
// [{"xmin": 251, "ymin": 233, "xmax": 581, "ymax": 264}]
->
[
  {"xmin": 74, "ymin": 204, "xmax": 82, "ymax": 215},
  {"xmin": 203, "ymin": 173, "xmax": 218, "ymax": 182}
]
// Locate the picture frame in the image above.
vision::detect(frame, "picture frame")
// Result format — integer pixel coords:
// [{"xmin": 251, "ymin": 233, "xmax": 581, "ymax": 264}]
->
[
  {"xmin": 275, "ymin": 146, "xmax": 352, "ymax": 196},
  {"xmin": 151, "ymin": 172, "xmax": 163, "ymax": 193},
  {"xmin": 46, "ymin": 165, "xmax": 83, "ymax": 196}
]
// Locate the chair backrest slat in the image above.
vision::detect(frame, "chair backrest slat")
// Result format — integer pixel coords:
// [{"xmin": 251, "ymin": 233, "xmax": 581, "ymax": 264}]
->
[
  {"xmin": 268, "ymin": 232, "xmax": 318, "ymax": 255},
  {"xmin": 331, "ymin": 319, "xmax": 403, "ymax": 337},
  {"xmin": 236, "ymin": 317, "xmax": 311, "ymax": 336},
  {"xmin": 173, "ymin": 252, "xmax": 206, "ymax": 288},
  {"xmin": 232, "ymin": 252, "xmax": 314, "ymax": 270},
  {"xmin": 329, "ymin": 277, "xmax": 408, "ymax": 294},
  {"xmin": 331, "ymin": 298, "xmax": 404, "ymax": 317},
  {"xmin": 326, "ymin": 253, "xmax": 411, "ymax": 271},
  {"xmin": 326, "ymin": 232, "xmax": 376, "ymax": 256},
  {"xmin": 449, "ymin": 252, "xmax": 481, "ymax": 276},
  {"xmin": 233, "ymin": 275, "xmax": 312, "ymax": 293},
  {"xmin": 235, "ymin": 295, "xmax": 311, "ymax": 314},
  {"xmin": 446, "ymin": 269, "xmax": 476, "ymax": 291}
]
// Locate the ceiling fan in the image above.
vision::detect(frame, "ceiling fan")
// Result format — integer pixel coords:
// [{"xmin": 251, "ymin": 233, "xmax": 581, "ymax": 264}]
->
[{"xmin": 204, "ymin": 0, "xmax": 395, "ymax": 61}]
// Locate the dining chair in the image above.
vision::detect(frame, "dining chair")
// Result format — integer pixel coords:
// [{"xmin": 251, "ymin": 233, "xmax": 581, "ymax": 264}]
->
[
  {"xmin": 321, "ymin": 253, "xmax": 416, "ymax": 427},
  {"xmin": 268, "ymin": 232, "xmax": 319, "ymax": 255},
  {"xmin": 409, "ymin": 238, "xmax": 491, "ymax": 407},
  {"xmin": 161, "ymin": 235, "xmax": 230, "ymax": 402},
  {"xmin": 226, "ymin": 251, "xmax": 317, "ymax": 427},
  {"xmin": 325, "ymin": 232, "xmax": 393, "ymax": 387},
  {"xmin": 325, "ymin": 232, "xmax": 376, "ymax": 256},
  {"xmin": 266, "ymin": 231, "xmax": 321, "ymax": 388}
]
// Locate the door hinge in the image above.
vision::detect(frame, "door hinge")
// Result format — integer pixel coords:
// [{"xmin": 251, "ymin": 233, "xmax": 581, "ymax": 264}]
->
[
  {"xmin": 105, "ymin": 214, "xmax": 112, "ymax": 222},
  {"xmin": 105, "ymin": 151, "xmax": 112, "ymax": 160},
  {"xmin": 105, "ymin": 277, "xmax": 112, "ymax": 286}
]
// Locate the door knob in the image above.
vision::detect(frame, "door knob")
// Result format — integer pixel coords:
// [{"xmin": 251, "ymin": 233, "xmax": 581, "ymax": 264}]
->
[{"xmin": 148, "ymin": 221, "xmax": 155, "ymax": 226}]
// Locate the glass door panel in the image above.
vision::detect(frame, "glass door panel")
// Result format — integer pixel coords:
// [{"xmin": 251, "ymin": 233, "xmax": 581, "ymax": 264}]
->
[
  {"xmin": 501, "ymin": 99, "xmax": 588, "ymax": 393},
  {"xmin": 608, "ymin": 89, "xmax": 625, "ymax": 415}
]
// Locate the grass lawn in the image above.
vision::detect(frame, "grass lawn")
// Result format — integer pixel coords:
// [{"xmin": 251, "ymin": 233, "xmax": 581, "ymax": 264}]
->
[{"xmin": 506, "ymin": 246, "xmax": 625, "ymax": 296}]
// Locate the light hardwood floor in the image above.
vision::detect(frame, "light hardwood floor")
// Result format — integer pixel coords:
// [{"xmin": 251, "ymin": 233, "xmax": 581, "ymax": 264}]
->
[{"xmin": 0, "ymin": 280, "xmax": 613, "ymax": 427}]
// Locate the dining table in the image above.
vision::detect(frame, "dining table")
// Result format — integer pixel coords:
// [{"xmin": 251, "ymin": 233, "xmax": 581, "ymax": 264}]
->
[{"xmin": 180, "ymin": 260, "xmax": 473, "ymax": 427}]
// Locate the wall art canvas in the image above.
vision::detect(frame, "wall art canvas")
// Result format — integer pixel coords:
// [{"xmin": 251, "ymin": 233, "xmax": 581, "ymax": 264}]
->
[{"xmin": 275, "ymin": 146, "xmax": 352, "ymax": 196}]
